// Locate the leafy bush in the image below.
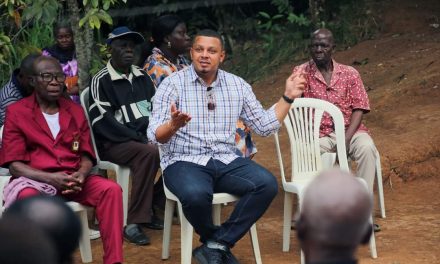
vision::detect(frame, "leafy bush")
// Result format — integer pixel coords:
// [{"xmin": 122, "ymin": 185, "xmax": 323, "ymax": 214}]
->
[
  {"xmin": 0, "ymin": 20, "xmax": 53, "ymax": 86},
  {"xmin": 223, "ymin": 0, "xmax": 380, "ymax": 83}
]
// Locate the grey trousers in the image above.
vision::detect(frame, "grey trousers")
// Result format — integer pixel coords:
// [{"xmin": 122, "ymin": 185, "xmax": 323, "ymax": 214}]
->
[{"xmin": 320, "ymin": 132, "xmax": 378, "ymax": 192}]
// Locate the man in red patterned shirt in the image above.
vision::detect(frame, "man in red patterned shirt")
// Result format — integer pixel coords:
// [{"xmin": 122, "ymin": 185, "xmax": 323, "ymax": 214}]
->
[{"xmin": 292, "ymin": 29, "xmax": 379, "ymax": 202}]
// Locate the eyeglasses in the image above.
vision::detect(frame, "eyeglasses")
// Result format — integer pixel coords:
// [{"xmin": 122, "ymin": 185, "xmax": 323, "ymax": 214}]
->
[
  {"xmin": 37, "ymin": 72, "xmax": 66, "ymax": 83},
  {"xmin": 207, "ymin": 87, "xmax": 216, "ymax": 111}
]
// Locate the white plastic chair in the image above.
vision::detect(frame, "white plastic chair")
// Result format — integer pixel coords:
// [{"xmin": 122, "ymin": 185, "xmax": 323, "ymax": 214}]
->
[
  {"xmin": 0, "ymin": 176, "xmax": 11, "ymax": 217},
  {"xmin": 274, "ymin": 98, "xmax": 377, "ymax": 261},
  {"xmin": 161, "ymin": 182, "xmax": 262, "ymax": 264},
  {"xmin": 80, "ymin": 87, "xmax": 131, "ymax": 226},
  {"xmin": 322, "ymin": 149, "xmax": 386, "ymax": 218},
  {"xmin": 0, "ymin": 176, "xmax": 93, "ymax": 263}
]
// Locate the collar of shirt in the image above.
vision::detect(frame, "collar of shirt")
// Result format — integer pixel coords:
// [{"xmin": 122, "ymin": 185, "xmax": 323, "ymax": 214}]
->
[
  {"xmin": 307, "ymin": 59, "xmax": 345, "ymax": 87},
  {"xmin": 107, "ymin": 60, "xmax": 143, "ymax": 82},
  {"xmin": 152, "ymin": 47, "xmax": 190, "ymax": 71},
  {"xmin": 189, "ymin": 64, "xmax": 224, "ymax": 88}
]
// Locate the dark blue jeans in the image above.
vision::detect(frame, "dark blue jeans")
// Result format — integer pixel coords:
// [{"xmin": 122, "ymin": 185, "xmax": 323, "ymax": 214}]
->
[{"xmin": 163, "ymin": 158, "xmax": 278, "ymax": 247}]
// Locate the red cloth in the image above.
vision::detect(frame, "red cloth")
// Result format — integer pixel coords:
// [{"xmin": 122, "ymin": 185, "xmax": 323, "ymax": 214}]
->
[
  {"xmin": 293, "ymin": 60, "xmax": 370, "ymax": 137},
  {"xmin": 1, "ymin": 93, "xmax": 123, "ymax": 264},
  {"xmin": 0, "ymin": 93, "xmax": 96, "ymax": 171},
  {"xmin": 16, "ymin": 176, "xmax": 124, "ymax": 264}
]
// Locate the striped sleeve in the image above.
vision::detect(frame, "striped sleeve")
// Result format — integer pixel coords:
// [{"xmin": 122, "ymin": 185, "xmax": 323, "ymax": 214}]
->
[{"xmin": 0, "ymin": 80, "xmax": 24, "ymax": 127}]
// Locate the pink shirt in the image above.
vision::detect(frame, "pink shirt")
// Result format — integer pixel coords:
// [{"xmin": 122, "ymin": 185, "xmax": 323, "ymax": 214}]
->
[{"xmin": 293, "ymin": 60, "xmax": 370, "ymax": 137}]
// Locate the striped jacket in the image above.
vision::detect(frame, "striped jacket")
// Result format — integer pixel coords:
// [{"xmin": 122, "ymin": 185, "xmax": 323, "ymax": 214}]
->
[
  {"xmin": 88, "ymin": 60, "xmax": 156, "ymax": 147},
  {"xmin": 0, "ymin": 70, "xmax": 27, "ymax": 127}
]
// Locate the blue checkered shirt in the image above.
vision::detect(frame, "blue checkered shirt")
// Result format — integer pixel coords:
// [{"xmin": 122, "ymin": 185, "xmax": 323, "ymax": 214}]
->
[{"xmin": 147, "ymin": 65, "xmax": 281, "ymax": 170}]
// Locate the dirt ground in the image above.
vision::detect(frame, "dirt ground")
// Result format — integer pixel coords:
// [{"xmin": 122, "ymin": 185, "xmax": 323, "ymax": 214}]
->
[{"xmin": 72, "ymin": 0, "xmax": 440, "ymax": 263}]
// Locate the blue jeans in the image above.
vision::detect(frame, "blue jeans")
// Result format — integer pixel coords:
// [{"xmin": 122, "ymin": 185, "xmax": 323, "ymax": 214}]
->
[{"xmin": 163, "ymin": 158, "xmax": 278, "ymax": 247}]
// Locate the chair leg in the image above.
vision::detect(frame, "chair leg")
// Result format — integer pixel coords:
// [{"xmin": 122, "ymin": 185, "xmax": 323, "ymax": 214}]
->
[
  {"xmin": 178, "ymin": 203, "xmax": 193, "ymax": 264},
  {"xmin": 249, "ymin": 224, "xmax": 262, "ymax": 264},
  {"xmin": 375, "ymin": 154, "xmax": 386, "ymax": 218},
  {"xmin": 77, "ymin": 209, "xmax": 92, "ymax": 263},
  {"xmin": 300, "ymin": 250, "xmax": 305, "ymax": 264},
  {"xmin": 162, "ymin": 199, "xmax": 175, "ymax": 260},
  {"xmin": 283, "ymin": 192, "xmax": 294, "ymax": 252},
  {"xmin": 212, "ymin": 204, "xmax": 221, "ymax": 226},
  {"xmin": 116, "ymin": 167, "xmax": 130, "ymax": 226},
  {"xmin": 369, "ymin": 220, "xmax": 378, "ymax": 258}
]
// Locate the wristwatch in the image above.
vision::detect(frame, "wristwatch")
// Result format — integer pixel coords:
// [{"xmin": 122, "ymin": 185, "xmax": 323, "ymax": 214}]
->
[{"xmin": 282, "ymin": 95, "xmax": 294, "ymax": 104}]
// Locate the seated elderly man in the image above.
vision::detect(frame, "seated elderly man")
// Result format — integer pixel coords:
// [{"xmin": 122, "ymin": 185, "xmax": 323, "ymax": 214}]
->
[
  {"xmin": 89, "ymin": 26, "xmax": 162, "ymax": 246},
  {"xmin": 0, "ymin": 56, "xmax": 124, "ymax": 264},
  {"xmin": 0, "ymin": 53, "xmax": 39, "ymax": 127},
  {"xmin": 296, "ymin": 168, "xmax": 373, "ymax": 264}
]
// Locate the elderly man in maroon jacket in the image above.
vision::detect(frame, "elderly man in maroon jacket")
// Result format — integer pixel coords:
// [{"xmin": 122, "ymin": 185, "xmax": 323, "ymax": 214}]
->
[{"xmin": 1, "ymin": 56, "xmax": 123, "ymax": 264}]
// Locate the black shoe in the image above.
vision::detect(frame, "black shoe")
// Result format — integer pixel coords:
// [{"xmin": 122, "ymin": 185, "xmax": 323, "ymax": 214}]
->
[
  {"xmin": 290, "ymin": 220, "xmax": 296, "ymax": 230},
  {"xmin": 142, "ymin": 216, "xmax": 164, "ymax": 230},
  {"xmin": 192, "ymin": 244, "xmax": 224, "ymax": 264},
  {"xmin": 123, "ymin": 224, "xmax": 150, "ymax": 245},
  {"xmin": 374, "ymin": 223, "xmax": 381, "ymax": 232},
  {"xmin": 223, "ymin": 249, "xmax": 240, "ymax": 264}
]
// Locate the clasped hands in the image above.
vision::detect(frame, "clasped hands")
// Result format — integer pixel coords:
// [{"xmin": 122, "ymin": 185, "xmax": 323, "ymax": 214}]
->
[{"xmin": 51, "ymin": 171, "xmax": 86, "ymax": 195}]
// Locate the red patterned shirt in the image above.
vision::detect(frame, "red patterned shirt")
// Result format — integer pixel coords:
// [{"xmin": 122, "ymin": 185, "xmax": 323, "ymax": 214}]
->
[{"xmin": 293, "ymin": 60, "xmax": 370, "ymax": 137}]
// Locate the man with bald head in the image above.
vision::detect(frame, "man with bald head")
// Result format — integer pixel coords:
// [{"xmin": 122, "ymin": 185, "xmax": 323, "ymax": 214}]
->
[
  {"xmin": 296, "ymin": 168, "xmax": 373, "ymax": 263},
  {"xmin": 292, "ymin": 29, "xmax": 379, "ymax": 226}
]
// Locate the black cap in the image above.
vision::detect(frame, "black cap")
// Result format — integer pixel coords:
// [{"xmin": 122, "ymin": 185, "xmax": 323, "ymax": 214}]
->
[{"xmin": 106, "ymin": 26, "xmax": 144, "ymax": 45}]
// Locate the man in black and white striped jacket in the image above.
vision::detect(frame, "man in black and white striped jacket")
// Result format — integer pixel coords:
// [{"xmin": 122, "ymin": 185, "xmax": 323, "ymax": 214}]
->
[{"xmin": 88, "ymin": 26, "xmax": 163, "ymax": 246}]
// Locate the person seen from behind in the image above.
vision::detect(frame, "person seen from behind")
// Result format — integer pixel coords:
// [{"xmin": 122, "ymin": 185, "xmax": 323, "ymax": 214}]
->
[
  {"xmin": 3, "ymin": 196, "xmax": 81, "ymax": 264},
  {"xmin": 296, "ymin": 168, "xmax": 373, "ymax": 264}
]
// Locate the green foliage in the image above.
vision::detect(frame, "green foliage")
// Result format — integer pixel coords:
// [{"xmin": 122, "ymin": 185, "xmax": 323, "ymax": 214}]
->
[
  {"xmin": 21, "ymin": 0, "xmax": 60, "ymax": 24},
  {"xmin": 224, "ymin": 0, "xmax": 310, "ymax": 82},
  {"xmin": 79, "ymin": 8, "xmax": 113, "ymax": 29},
  {"xmin": 0, "ymin": 0, "xmax": 59, "ymax": 84},
  {"xmin": 79, "ymin": 0, "xmax": 128, "ymax": 29},
  {"xmin": 323, "ymin": 0, "xmax": 379, "ymax": 47},
  {"xmin": 224, "ymin": 0, "xmax": 379, "ymax": 83},
  {"xmin": 0, "ymin": 19, "xmax": 53, "ymax": 85},
  {"xmin": 90, "ymin": 43, "xmax": 110, "ymax": 76},
  {"xmin": 0, "ymin": 33, "xmax": 14, "ymax": 66},
  {"xmin": 0, "ymin": 0, "xmax": 380, "ymax": 87},
  {"xmin": 0, "ymin": 0, "xmax": 126, "ymax": 86}
]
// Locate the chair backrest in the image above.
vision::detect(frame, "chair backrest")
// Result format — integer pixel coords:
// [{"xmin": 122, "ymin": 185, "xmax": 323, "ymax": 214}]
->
[
  {"xmin": 80, "ymin": 87, "xmax": 103, "ymax": 164},
  {"xmin": 274, "ymin": 98, "xmax": 349, "ymax": 186}
]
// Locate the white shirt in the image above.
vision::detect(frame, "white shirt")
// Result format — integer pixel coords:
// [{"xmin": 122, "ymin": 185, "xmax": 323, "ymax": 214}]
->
[{"xmin": 42, "ymin": 112, "xmax": 60, "ymax": 139}]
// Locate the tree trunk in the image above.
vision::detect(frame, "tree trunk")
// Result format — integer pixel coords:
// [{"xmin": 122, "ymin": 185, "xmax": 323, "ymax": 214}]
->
[
  {"xmin": 309, "ymin": 0, "xmax": 318, "ymax": 27},
  {"xmin": 66, "ymin": 0, "xmax": 91, "ymax": 92}
]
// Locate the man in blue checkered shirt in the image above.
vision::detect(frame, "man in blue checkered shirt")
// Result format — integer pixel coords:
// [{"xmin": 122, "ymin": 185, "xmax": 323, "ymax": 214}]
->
[{"xmin": 147, "ymin": 29, "xmax": 306, "ymax": 264}]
